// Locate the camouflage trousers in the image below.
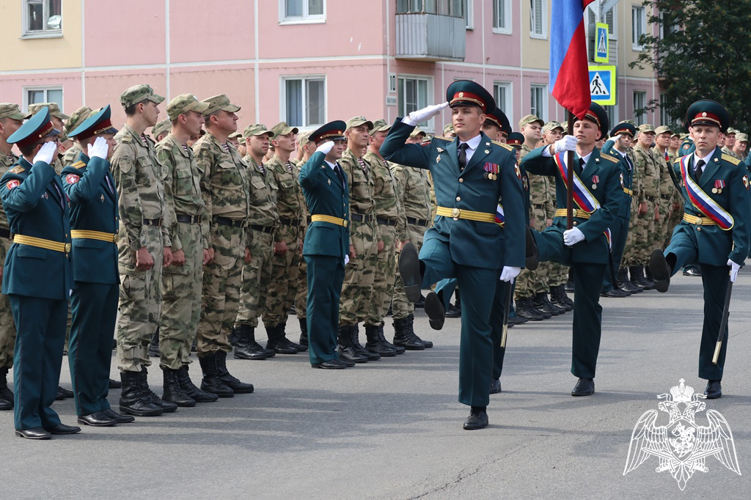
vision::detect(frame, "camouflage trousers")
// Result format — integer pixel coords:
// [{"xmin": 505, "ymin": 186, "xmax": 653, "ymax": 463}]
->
[
  {"xmin": 621, "ymin": 197, "xmax": 639, "ymax": 267},
  {"xmin": 548, "ymin": 261, "xmax": 569, "ymax": 288},
  {"xmin": 0, "ymin": 239, "xmax": 15, "ymax": 369},
  {"xmin": 392, "ymin": 223, "xmax": 427, "ymax": 320},
  {"xmin": 339, "ymin": 219, "xmax": 377, "ymax": 326},
  {"xmin": 624, "ymin": 199, "xmax": 656, "ymax": 266},
  {"xmin": 262, "ymin": 224, "xmax": 301, "ymax": 328},
  {"xmin": 515, "ymin": 204, "xmax": 550, "ymax": 299},
  {"xmin": 159, "ymin": 222, "xmax": 203, "ymax": 370},
  {"xmin": 654, "ymin": 197, "xmax": 672, "ymax": 255},
  {"xmin": 365, "ymin": 223, "xmax": 397, "ymax": 326},
  {"xmin": 116, "ymin": 226, "xmax": 163, "ymax": 373},
  {"xmin": 664, "ymin": 202, "xmax": 683, "ymax": 249},
  {"xmin": 236, "ymin": 229, "xmax": 274, "ymax": 328},
  {"xmin": 294, "ymin": 239, "xmax": 308, "ymax": 320},
  {"xmin": 197, "ymin": 225, "xmax": 245, "ymax": 357}
]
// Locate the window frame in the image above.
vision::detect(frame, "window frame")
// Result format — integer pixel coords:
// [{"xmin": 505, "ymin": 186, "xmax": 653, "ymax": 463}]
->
[
  {"xmin": 21, "ymin": 0, "xmax": 63, "ymax": 39},
  {"xmin": 529, "ymin": 0, "xmax": 547, "ymax": 40},
  {"xmin": 631, "ymin": 5, "xmax": 646, "ymax": 51},
  {"xmin": 23, "ymin": 85, "xmax": 64, "ymax": 112},
  {"xmin": 279, "ymin": 0, "xmax": 326, "ymax": 25},
  {"xmin": 493, "ymin": 81, "xmax": 513, "ymax": 128},
  {"xmin": 464, "ymin": 0, "xmax": 473, "ymax": 30},
  {"xmin": 530, "ymin": 83, "xmax": 547, "ymax": 122},
  {"xmin": 633, "ymin": 90, "xmax": 647, "ymax": 126},
  {"xmin": 397, "ymin": 74, "xmax": 435, "ymax": 132},
  {"xmin": 492, "ymin": 0, "xmax": 512, "ymax": 35},
  {"xmin": 280, "ymin": 75, "xmax": 327, "ymax": 129}
]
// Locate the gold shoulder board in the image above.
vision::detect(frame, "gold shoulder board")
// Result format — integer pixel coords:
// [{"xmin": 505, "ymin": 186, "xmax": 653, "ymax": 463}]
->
[
  {"xmin": 71, "ymin": 161, "xmax": 86, "ymax": 169},
  {"xmin": 599, "ymin": 153, "xmax": 618, "ymax": 163},
  {"xmin": 721, "ymin": 153, "xmax": 741, "ymax": 166},
  {"xmin": 491, "ymin": 140, "xmax": 514, "ymax": 151},
  {"xmin": 9, "ymin": 166, "xmax": 24, "ymax": 174}
]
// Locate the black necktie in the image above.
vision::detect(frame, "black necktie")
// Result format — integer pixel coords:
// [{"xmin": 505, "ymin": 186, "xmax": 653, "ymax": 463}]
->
[
  {"xmin": 458, "ymin": 143, "xmax": 469, "ymax": 172},
  {"xmin": 695, "ymin": 159, "xmax": 705, "ymax": 182},
  {"xmin": 577, "ymin": 157, "xmax": 585, "ymax": 175},
  {"xmin": 334, "ymin": 163, "xmax": 345, "ymax": 187}
]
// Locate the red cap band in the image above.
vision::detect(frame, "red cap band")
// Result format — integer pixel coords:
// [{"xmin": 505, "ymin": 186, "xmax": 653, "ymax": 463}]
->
[{"xmin": 450, "ymin": 91, "xmax": 486, "ymax": 112}]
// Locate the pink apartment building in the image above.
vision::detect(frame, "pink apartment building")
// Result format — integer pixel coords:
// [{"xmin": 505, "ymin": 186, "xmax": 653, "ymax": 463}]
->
[{"xmin": 0, "ymin": 0, "xmax": 662, "ymax": 134}]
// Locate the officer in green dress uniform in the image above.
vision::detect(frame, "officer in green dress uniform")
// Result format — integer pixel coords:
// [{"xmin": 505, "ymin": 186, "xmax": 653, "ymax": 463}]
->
[
  {"xmin": 62, "ymin": 106, "xmax": 134, "ymax": 426},
  {"xmin": 0, "ymin": 108, "xmax": 79, "ymax": 439},
  {"xmin": 649, "ymin": 100, "xmax": 750, "ymax": 399},
  {"xmin": 381, "ymin": 81, "xmax": 526, "ymax": 429},
  {"xmin": 298, "ymin": 121, "xmax": 352, "ymax": 369},
  {"xmin": 521, "ymin": 103, "xmax": 621, "ymax": 397}
]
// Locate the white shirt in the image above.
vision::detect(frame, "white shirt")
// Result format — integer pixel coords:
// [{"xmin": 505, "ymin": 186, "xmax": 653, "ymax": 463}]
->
[
  {"xmin": 458, "ymin": 134, "xmax": 482, "ymax": 164},
  {"xmin": 693, "ymin": 149, "xmax": 715, "ymax": 174},
  {"xmin": 579, "ymin": 151, "xmax": 592, "ymax": 171},
  {"xmin": 324, "ymin": 160, "xmax": 337, "ymax": 171}
]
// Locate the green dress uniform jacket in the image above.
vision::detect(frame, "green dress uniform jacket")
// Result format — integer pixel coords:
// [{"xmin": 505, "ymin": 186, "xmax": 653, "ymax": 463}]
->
[{"xmin": 601, "ymin": 140, "xmax": 635, "ymax": 291}]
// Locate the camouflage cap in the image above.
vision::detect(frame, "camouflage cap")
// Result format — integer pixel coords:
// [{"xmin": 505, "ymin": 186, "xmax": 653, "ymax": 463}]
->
[
  {"xmin": 638, "ymin": 123, "xmax": 655, "ymax": 134},
  {"xmin": 228, "ymin": 132, "xmax": 243, "ymax": 140},
  {"xmin": 151, "ymin": 119, "xmax": 172, "ymax": 139},
  {"xmin": 410, "ymin": 126, "xmax": 426, "ymax": 138},
  {"xmin": 443, "ymin": 123, "xmax": 455, "ymax": 135},
  {"xmin": 243, "ymin": 123, "xmax": 273, "ymax": 138},
  {"xmin": 346, "ymin": 116, "xmax": 373, "ymax": 131},
  {"xmin": 518, "ymin": 114, "xmax": 544, "ymax": 129},
  {"xmin": 166, "ymin": 93, "xmax": 210, "ymax": 122},
  {"xmin": 654, "ymin": 125, "xmax": 672, "ymax": 135},
  {"xmin": 0, "ymin": 103, "xmax": 30, "ymax": 121},
  {"xmin": 271, "ymin": 121, "xmax": 299, "ymax": 137},
  {"xmin": 29, "ymin": 102, "xmax": 69, "ymax": 120},
  {"xmin": 371, "ymin": 119, "xmax": 391, "ymax": 133},
  {"xmin": 736, "ymin": 132, "xmax": 748, "ymax": 143},
  {"xmin": 542, "ymin": 121, "xmax": 564, "ymax": 134},
  {"xmin": 64, "ymin": 106, "xmax": 93, "ymax": 135},
  {"xmin": 726, "ymin": 127, "xmax": 738, "ymax": 135},
  {"xmin": 297, "ymin": 130, "xmax": 312, "ymax": 147},
  {"xmin": 120, "ymin": 84, "xmax": 165, "ymax": 109},
  {"xmin": 201, "ymin": 94, "xmax": 240, "ymax": 116}
]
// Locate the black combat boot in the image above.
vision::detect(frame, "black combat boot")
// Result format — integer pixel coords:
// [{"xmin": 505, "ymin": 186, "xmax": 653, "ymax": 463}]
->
[
  {"xmin": 643, "ymin": 263, "xmax": 656, "ymax": 288},
  {"xmin": 338, "ymin": 325, "xmax": 368, "ymax": 363},
  {"xmin": 199, "ymin": 353, "xmax": 234, "ymax": 398},
  {"xmin": 365, "ymin": 324, "xmax": 396, "ymax": 357},
  {"xmin": 631, "ymin": 266, "xmax": 654, "ymax": 290},
  {"xmin": 445, "ymin": 289, "xmax": 461, "ymax": 318},
  {"xmin": 550, "ymin": 285, "xmax": 574, "ymax": 311},
  {"xmin": 407, "ymin": 313, "xmax": 433, "ymax": 348},
  {"xmin": 119, "ymin": 370, "xmax": 163, "ymax": 417},
  {"xmin": 229, "ymin": 326, "xmax": 241, "ymax": 347},
  {"xmin": 378, "ymin": 324, "xmax": 404, "ymax": 354},
  {"xmin": 618, "ymin": 267, "xmax": 642, "ymax": 294},
  {"xmin": 392, "ymin": 316, "xmax": 425, "ymax": 350},
  {"xmin": 515, "ymin": 297, "xmax": 548, "ymax": 321},
  {"xmin": 177, "ymin": 365, "xmax": 218, "ymax": 403},
  {"xmin": 0, "ymin": 367, "xmax": 13, "ymax": 410},
  {"xmin": 565, "ymin": 269, "xmax": 575, "ymax": 292},
  {"xmin": 281, "ymin": 321, "xmax": 306, "ymax": 352},
  {"xmin": 140, "ymin": 367, "xmax": 177, "ymax": 413},
  {"xmin": 215, "ymin": 350, "xmax": 254, "ymax": 394},
  {"xmin": 234, "ymin": 325, "xmax": 267, "ymax": 360},
  {"xmin": 148, "ymin": 329, "xmax": 160, "ymax": 358},
  {"xmin": 266, "ymin": 324, "xmax": 298, "ymax": 354},
  {"xmin": 534, "ymin": 292, "xmax": 564, "ymax": 316},
  {"xmin": 299, "ymin": 318, "xmax": 309, "ymax": 350},
  {"xmin": 162, "ymin": 368, "xmax": 196, "ymax": 407},
  {"xmin": 352, "ymin": 324, "xmax": 380, "ymax": 361}
]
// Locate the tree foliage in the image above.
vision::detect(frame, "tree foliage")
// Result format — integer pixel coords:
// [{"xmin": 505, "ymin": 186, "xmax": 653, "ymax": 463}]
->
[{"xmin": 630, "ymin": 1, "xmax": 751, "ymax": 131}]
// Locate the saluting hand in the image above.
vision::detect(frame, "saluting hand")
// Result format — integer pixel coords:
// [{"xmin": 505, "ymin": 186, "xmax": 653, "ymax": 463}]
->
[
  {"xmin": 87, "ymin": 136, "xmax": 109, "ymax": 160},
  {"xmin": 403, "ymin": 102, "xmax": 449, "ymax": 126},
  {"xmin": 33, "ymin": 141, "xmax": 58, "ymax": 165}
]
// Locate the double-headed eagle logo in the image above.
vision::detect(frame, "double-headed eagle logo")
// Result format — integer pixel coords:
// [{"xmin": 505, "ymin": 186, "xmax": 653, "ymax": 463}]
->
[{"xmin": 624, "ymin": 379, "xmax": 741, "ymax": 490}]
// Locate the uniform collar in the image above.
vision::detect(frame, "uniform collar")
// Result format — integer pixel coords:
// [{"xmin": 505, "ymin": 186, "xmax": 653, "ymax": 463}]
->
[{"xmin": 458, "ymin": 133, "xmax": 482, "ymax": 151}]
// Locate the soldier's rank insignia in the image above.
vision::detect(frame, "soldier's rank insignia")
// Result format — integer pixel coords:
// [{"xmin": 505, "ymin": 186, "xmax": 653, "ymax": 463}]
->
[
  {"xmin": 436, "ymin": 147, "xmax": 444, "ymax": 153},
  {"xmin": 328, "ymin": 179, "xmax": 331, "ymax": 185},
  {"xmin": 620, "ymin": 172, "xmax": 624, "ymax": 188},
  {"xmin": 514, "ymin": 164, "xmax": 521, "ymax": 180},
  {"xmin": 436, "ymin": 155, "xmax": 441, "ymax": 163},
  {"xmin": 744, "ymin": 175, "xmax": 749, "ymax": 190},
  {"xmin": 101, "ymin": 194, "xmax": 105, "ymax": 202}
]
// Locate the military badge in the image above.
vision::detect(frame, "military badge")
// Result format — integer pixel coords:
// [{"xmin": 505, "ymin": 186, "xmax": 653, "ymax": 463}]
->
[
  {"xmin": 620, "ymin": 172, "xmax": 624, "ymax": 188},
  {"xmin": 101, "ymin": 194, "xmax": 105, "ymax": 202},
  {"xmin": 436, "ymin": 155, "xmax": 441, "ymax": 163},
  {"xmin": 42, "ymin": 192, "xmax": 49, "ymax": 199},
  {"xmin": 743, "ymin": 175, "xmax": 749, "ymax": 190},
  {"xmin": 591, "ymin": 175, "xmax": 599, "ymax": 190},
  {"xmin": 522, "ymin": 176, "xmax": 529, "ymax": 190},
  {"xmin": 5, "ymin": 180, "xmax": 19, "ymax": 190},
  {"xmin": 484, "ymin": 162, "xmax": 499, "ymax": 180},
  {"xmin": 712, "ymin": 180, "xmax": 725, "ymax": 194},
  {"xmin": 514, "ymin": 164, "xmax": 521, "ymax": 180},
  {"xmin": 66, "ymin": 174, "xmax": 80, "ymax": 184},
  {"xmin": 436, "ymin": 147, "xmax": 444, "ymax": 153}
]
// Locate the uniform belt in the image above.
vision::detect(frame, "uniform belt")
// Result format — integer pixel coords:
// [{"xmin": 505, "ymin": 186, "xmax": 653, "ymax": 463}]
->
[
  {"xmin": 436, "ymin": 207, "xmax": 495, "ymax": 223},
  {"xmin": 249, "ymin": 224, "xmax": 274, "ymax": 234},
  {"xmin": 683, "ymin": 214, "xmax": 716, "ymax": 226},
  {"xmin": 311, "ymin": 214, "xmax": 348, "ymax": 227},
  {"xmin": 70, "ymin": 230, "xmax": 118, "ymax": 243},
  {"xmin": 350, "ymin": 213, "xmax": 371, "ymax": 223},
  {"xmin": 406, "ymin": 216, "xmax": 430, "ymax": 227},
  {"xmin": 213, "ymin": 216, "xmax": 246, "ymax": 228},
  {"xmin": 376, "ymin": 216, "xmax": 398, "ymax": 226},
  {"xmin": 623, "ymin": 188, "xmax": 634, "ymax": 196},
  {"xmin": 13, "ymin": 234, "xmax": 71, "ymax": 254},
  {"xmin": 645, "ymin": 195, "xmax": 657, "ymax": 203},
  {"xmin": 532, "ymin": 203, "xmax": 546, "ymax": 210},
  {"xmin": 554, "ymin": 209, "xmax": 591, "ymax": 219},
  {"xmin": 660, "ymin": 194, "xmax": 672, "ymax": 200},
  {"xmin": 143, "ymin": 218, "xmax": 163, "ymax": 226},
  {"xmin": 0, "ymin": 228, "xmax": 10, "ymax": 239},
  {"xmin": 176, "ymin": 213, "xmax": 202, "ymax": 224},
  {"xmin": 279, "ymin": 217, "xmax": 302, "ymax": 226}
]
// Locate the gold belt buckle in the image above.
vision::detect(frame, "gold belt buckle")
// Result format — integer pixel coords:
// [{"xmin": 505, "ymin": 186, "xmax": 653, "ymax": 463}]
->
[
  {"xmin": 65, "ymin": 243, "xmax": 71, "ymax": 253},
  {"xmin": 343, "ymin": 220, "xmax": 349, "ymax": 228},
  {"xmin": 451, "ymin": 208, "xmax": 460, "ymax": 220}
]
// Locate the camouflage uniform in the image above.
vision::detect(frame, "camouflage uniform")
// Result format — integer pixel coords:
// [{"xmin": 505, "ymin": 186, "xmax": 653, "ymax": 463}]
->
[
  {"xmin": 194, "ymin": 132, "xmax": 249, "ymax": 356},
  {"xmin": 545, "ymin": 178, "xmax": 568, "ymax": 287},
  {"xmin": 721, "ymin": 145, "xmax": 740, "ymax": 160},
  {"xmin": 338, "ymin": 148, "xmax": 378, "ymax": 326},
  {"xmin": 363, "ymin": 150, "xmax": 406, "ymax": 327},
  {"xmin": 157, "ymin": 132, "xmax": 209, "ymax": 370},
  {"xmin": 236, "ymin": 154, "xmax": 278, "ymax": 328},
  {"xmin": 621, "ymin": 148, "xmax": 640, "ymax": 265},
  {"xmin": 113, "ymin": 123, "xmax": 170, "ymax": 373},
  {"xmin": 655, "ymin": 148, "xmax": 676, "ymax": 252},
  {"xmin": 628, "ymin": 143, "xmax": 660, "ymax": 266},
  {"xmin": 391, "ymin": 163, "xmax": 432, "ymax": 320},
  {"xmin": 664, "ymin": 150, "xmax": 683, "ymax": 248},
  {"xmin": 0, "ymin": 148, "xmax": 17, "ymax": 372}
]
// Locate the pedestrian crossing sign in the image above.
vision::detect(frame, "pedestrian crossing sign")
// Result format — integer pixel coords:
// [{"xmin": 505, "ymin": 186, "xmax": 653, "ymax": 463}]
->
[
  {"xmin": 595, "ymin": 23, "xmax": 609, "ymax": 63},
  {"xmin": 588, "ymin": 65, "xmax": 616, "ymax": 106}
]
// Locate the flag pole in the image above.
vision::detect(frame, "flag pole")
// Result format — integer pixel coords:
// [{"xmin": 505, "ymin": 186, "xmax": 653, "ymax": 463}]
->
[{"xmin": 566, "ymin": 109, "xmax": 574, "ymax": 230}]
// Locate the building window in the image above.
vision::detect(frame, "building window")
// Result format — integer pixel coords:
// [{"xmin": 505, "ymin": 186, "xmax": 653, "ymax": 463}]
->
[
  {"xmin": 23, "ymin": 0, "xmax": 62, "ymax": 37},
  {"xmin": 283, "ymin": 77, "xmax": 325, "ymax": 128},
  {"xmin": 281, "ymin": 0, "xmax": 325, "ymax": 23},
  {"xmin": 632, "ymin": 5, "xmax": 646, "ymax": 50},
  {"xmin": 659, "ymin": 94, "xmax": 672, "ymax": 125},
  {"xmin": 463, "ymin": 0, "xmax": 473, "ymax": 29},
  {"xmin": 397, "ymin": 0, "xmax": 463, "ymax": 17},
  {"xmin": 530, "ymin": 0, "xmax": 547, "ymax": 39},
  {"xmin": 492, "ymin": 0, "xmax": 511, "ymax": 34},
  {"xmin": 530, "ymin": 84, "xmax": 547, "ymax": 122},
  {"xmin": 605, "ymin": 105, "xmax": 617, "ymax": 130},
  {"xmin": 587, "ymin": 5, "xmax": 617, "ymax": 38},
  {"xmin": 398, "ymin": 76, "xmax": 433, "ymax": 130},
  {"xmin": 25, "ymin": 86, "xmax": 63, "ymax": 112},
  {"xmin": 493, "ymin": 82, "xmax": 512, "ymax": 126},
  {"xmin": 633, "ymin": 91, "xmax": 647, "ymax": 126}
]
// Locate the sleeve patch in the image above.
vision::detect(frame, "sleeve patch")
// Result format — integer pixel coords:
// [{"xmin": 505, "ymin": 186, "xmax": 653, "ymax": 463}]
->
[
  {"xmin": 66, "ymin": 174, "xmax": 80, "ymax": 184},
  {"xmin": 6, "ymin": 180, "xmax": 19, "ymax": 190}
]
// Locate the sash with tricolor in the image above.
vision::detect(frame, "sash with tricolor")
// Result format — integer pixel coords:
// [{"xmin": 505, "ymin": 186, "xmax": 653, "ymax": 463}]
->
[
  {"xmin": 679, "ymin": 156, "xmax": 734, "ymax": 230},
  {"xmin": 553, "ymin": 152, "xmax": 611, "ymax": 249},
  {"xmin": 495, "ymin": 204, "xmax": 504, "ymax": 226}
]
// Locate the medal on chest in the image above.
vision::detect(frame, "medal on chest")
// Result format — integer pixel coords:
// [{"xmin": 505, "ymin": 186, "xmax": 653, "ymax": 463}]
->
[
  {"xmin": 591, "ymin": 175, "xmax": 599, "ymax": 190},
  {"xmin": 712, "ymin": 180, "xmax": 725, "ymax": 194}
]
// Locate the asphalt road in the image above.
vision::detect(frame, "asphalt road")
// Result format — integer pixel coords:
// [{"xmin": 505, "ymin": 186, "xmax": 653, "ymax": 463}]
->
[{"xmin": 1, "ymin": 271, "xmax": 750, "ymax": 499}]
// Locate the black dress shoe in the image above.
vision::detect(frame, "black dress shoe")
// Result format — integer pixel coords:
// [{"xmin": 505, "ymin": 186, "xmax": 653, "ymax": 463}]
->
[
  {"xmin": 602, "ymin": 288, "xmax": 630, "ymax": 298},
  {"xmin": 46, "ymin": 423, "xmax": 82, "ymax": 435},
  {"xmin": 398, "ymin": 243, "xmax": 423, "ymax": 303},
  {"xmin": 489, "ymin": 378, "xmax": 501, "ymax": 394},
  {"xmin": 683, "ymin": 265, "xmax": 702, "ymax": 277},
  {"xmin": 444, "ymin": 304, "xmax": 461, "ymax": 318},
  {"xmin": 463, "ymin": 409, "xmax": 489, "ymax": 430},
  {"xmin": 108, "ymin": 378, "xmax": 122, "ymax": 389},
  {"xmin": 571, "ymin": 378, "xmax": 595, "ymax": 396},
  {"xmin": 78, "ymin": 411, "xmax": 117, "ymax": 427},
  {"xmin": 705, "ymin": 380, "xmax": 722, "ymax": 399},
  {"xmin": 649, "ymin": 249, "xmax": 671, "ymax": 293},
  {"xmin": 311, "ymin": 359, "xmax": 348, "ymax": 369},
  {"xmin": 0, "ymin": 398, "xmax": 12, "ymax": 411},
  {"xmin": 424, "ymin": 291, "xmax": 445, "ymax": 330},
  {"xmin": 15, "ymin": 427, "xmax": 51, "ymax": 440},
  {"xmin": 103, "ymin": 408, "xmax": 135, "ymax": 424}
]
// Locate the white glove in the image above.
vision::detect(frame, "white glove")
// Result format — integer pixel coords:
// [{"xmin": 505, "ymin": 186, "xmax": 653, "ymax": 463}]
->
[
  {"xmin": 344, "ymin": 255, "xmax": 350, "ymax": 266},
  {"xmin": 87, "ymin": 136, "xmax": 109, "ymax": 160},
  {"xmin": 554, "ymin": 135, "xmax": 578, "ymax": 154},
  {"xmin": 563, "ymin": 227, "xmax": 585, "ymax": 246},
  {"xmin": 316, "ymin": 140, "xmax": 335, "ymax": 155},
  {"xmin": 727, "ymin": 259, "xmax": 740, "ymax": 283},
  {"xmin": 33, "ymin": 141, "xmax": 57, "ymax": 165},
  {"xmin": 402, "ymin": 102, "xmax": 449, "ymax": 126},
  {"xmin": 500, "ymin": 266, "xmax": 521, "ymax": 283}
]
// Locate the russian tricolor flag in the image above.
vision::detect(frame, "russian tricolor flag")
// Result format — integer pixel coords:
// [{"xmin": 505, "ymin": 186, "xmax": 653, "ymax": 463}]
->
[{"xmin": 549, "ymin": 0, "xmax": 594, "ymax": 120}]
